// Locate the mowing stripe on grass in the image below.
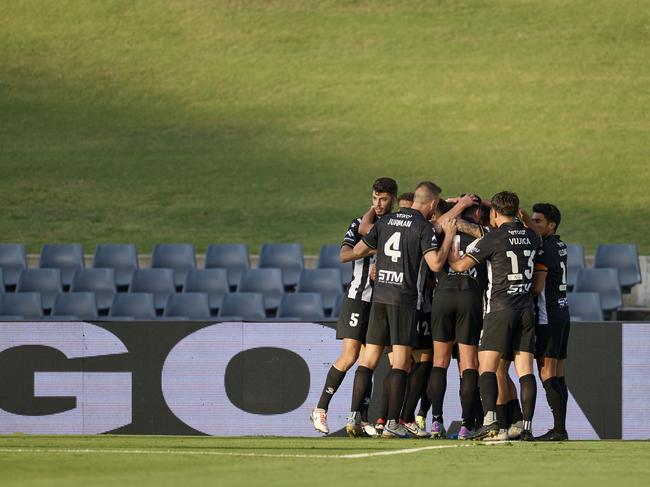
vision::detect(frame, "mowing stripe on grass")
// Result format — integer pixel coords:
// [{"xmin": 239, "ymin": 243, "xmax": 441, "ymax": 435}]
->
[{"xmin": 0, "ymin": 443, "xmax": 507, "ymax": 459}]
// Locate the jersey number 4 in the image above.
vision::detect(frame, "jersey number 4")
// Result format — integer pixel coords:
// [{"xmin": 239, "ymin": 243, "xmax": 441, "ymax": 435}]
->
[{"xmin": 384, "ymin": 232, "xmax": 401, "ymax": 262}]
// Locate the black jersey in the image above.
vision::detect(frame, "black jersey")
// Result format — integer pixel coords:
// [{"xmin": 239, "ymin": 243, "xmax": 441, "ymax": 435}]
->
[
  {"xmin": 466, "ymin": 221, "xmax": 542, "ymax": 313},
  {"xmin": 534, "ymin": 234, "xmax": 570, "ymax": 324},
  {"xmin": 342, "ymin": 216, "xmax": 374, "ymax": 302},
  {"xmin": 435, "ymin": 232, "xmax": 487, "ymax": 293},
  {"xmin": 362, "ymin": 208, "xmax": 438, "ymax": 307}
]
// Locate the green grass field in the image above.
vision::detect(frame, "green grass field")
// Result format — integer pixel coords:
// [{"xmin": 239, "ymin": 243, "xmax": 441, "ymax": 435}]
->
[
  {"xmin": 0, "ymin": 436, "xmax": 648, "ymax": 487},
  {"xmin": 1, "ymin": 0, "xmax": 649, "ymax": 253}
]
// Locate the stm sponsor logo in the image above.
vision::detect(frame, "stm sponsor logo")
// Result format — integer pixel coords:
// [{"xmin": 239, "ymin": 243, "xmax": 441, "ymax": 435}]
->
[{"xmin": 378, "ymin": 270, "xmax": 404, "ymax": 284}]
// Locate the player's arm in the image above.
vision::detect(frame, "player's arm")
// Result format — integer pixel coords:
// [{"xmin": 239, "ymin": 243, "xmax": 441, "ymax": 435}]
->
[
  {"xmin": 423, "ymin": 219, "xmax": 457, "ymax": 272},
  {"xmin": 358, "ymin": 207, "xmax": 376, "ymax": 236},
  {"xmin": 531, "ymin": 267, "xmax": 548, "ymax": 296},
  {"xmin": 350, "ymin": 222, "xmax": 379, "ymax": 260},
  {"xmin": 518, "ymin": 207, "xmax": 541, "ymax": 237},
  {"xmin": 455, "ymin": 219, "xmax": 484, "ymax": 239},
  {"xmin": 448, "ymin": 254, "xmax": 477, "ymax": 273},
  {"xmin": 436, "ymin": 194, "xmax": 478, "ymax": 225}
]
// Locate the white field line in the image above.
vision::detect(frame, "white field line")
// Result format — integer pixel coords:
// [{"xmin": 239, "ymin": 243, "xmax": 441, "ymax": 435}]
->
[{"xmin": 0, "ymin": 442, "xmax": 507, "ymax": 459}]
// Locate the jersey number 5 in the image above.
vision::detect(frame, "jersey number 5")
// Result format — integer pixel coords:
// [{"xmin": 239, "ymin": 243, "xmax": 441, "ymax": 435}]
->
[{"xmin": 384, "ymin": 232, "xmax": 401, "ymax": 262}]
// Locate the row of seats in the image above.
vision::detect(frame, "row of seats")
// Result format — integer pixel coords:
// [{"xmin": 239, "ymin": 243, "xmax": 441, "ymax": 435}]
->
[
  {"xmin": 0, "ymin": 243, "xmax": 352, "ymax": 291},
  {"xmin": 0, "ymin": 292, "xmax": 343, "ymax": 322},
  {"xmin": 0, "ymin": 267, "xmax": 345, "ymax": 317},
  {"xmin": 567, "ymin": 243, "xmax": 641, "ymax": 291}
]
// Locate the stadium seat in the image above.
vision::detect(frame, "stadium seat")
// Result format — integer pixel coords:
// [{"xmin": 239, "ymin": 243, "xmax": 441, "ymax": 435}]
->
[
  {"xmin": 330, "ymin": 293, "xmax": 343, "ymax": 320},
  {"xmin": 151, "ymin": 243, "xmax": 197, "ymax": 290},
  {"xmin": 277, "ymin": 293, "xmax": 325, "ymax": 321},
  {"xmin": 0, "ymin": 244, "xmax": 27, "ymax": 291},
  {"xmin": 164, "ymin": 293, "xmax": 211, "ymax": 320},
  {"xmin": 93, "ymin": 244, "xmax": 139, "ymax": 290},
  {"xmin": 218, "ymin": 293, "xmax": 266, "ymax": 321},
  {"xmin": 51, "ymin": 292, "xmax": 98, "ymax": 320},
  {"xmin": 237, "ymin": 268, "xmax": 284, "ymax": 311},
  {"xmin": 0, "ymin": 269, "xmax": 3, "ymax": 293},
  {"xmin": 183, "ymin": 269, "xmax": 229, "ymax": 314},
  {"xmin": 204, "ymin": 244, "xmax": 250, "ymax": 290},
  {"xmin": 71, "ymin": 268, "xmax": 116, "ymax": 314},
  {"xmin": 16, "ymin": 269, "xmax": 63, "ymax": 313},
  {"xmin": 109, "ymin": 293, "xmax": 156, "ymax": 320},
  {"xmin": 566, "ymin": 243, "xmax": 585, "ymax": 291},
  {"xmin": 318, "ymin": 244, "xmax": 352, "ymax": 286},
  {"xmin": 0, "ymin": 315, "xmax": 23, "ymax": 321},
  {"xmin": 296, "ymin": 268, "xmax": 342, "ymax": 311},
  {"xmin": 129, "ymin": 269, "xmax": 176, "ymax": 314},
  {"xmin": 39, "ymin": 243, "xmax": 84, "ymax": 290},
  {"xmin": 0, "ymin": 293, "xmax": 43, "ymax": 319},
  {"xmin": 258, "ymin": 243, "xmax": 304, "ymax": 288},
  {"xmin": 573, "ymin": 268, "xmax": 623, "ymax": 313},
  {"xmin": 567, "ymin": 292, "xmax": 604, "ymax": 322},
  {"xmin": 594, "ymin": 244, "xmax": 642, "ymax": 290}
]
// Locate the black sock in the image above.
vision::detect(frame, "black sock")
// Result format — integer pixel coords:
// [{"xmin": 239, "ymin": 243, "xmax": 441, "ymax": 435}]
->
[
  {"xmin": 317, "ymin": 366, "xmax": 346, "ymax": 410},
  {"xmin": 496, "ymin": 404, "xmax": 508, "ymax": 430},
  {"xmin": 543, "ymin": 377, "xmax": 566, "ymax": 432},
  {"xmin": 479, "ymin": 372, "xmax": 498, "ymax": 423},
  {"xmin": 360, "ymin": 377, "xmax": 373, "ymax": 422},
  {"xmin": 460, "ymin": 369, "xmax": 478, "ymax": 427},
  {"xmin": 350, "ymin": 366, "xmax": 373, "ymax": 412},
  {"xmin": 558, "ymin": 376, "xmax": 569, "ymax": 405},
  {"xmin": 418, "ymin": 390, "xmax": 432, "ymax": 418},
  {"xmin": 387, "ymin": 369, "xmax": 409, "ymax": 421},
  {"xmin": 376, "ymin": 371, "xmax": 390, "ymax": 420},
  {"xmin": 508, "ymin": 398, "xmax": 523, "ymax": 424},
  {"xmin": 519, "ymin": 374, "xmax": 537, "ymax": 423},
  {"xmin": 400, "ymin": 362, "xmax": 432, "ymax": 422},
  {"xmin": 427, "ymin": 366, "xmax": 447, "ymax": 422},
  {"xmin": 473, "ymin": 384, "xmax": 484, "ymax": 428}
]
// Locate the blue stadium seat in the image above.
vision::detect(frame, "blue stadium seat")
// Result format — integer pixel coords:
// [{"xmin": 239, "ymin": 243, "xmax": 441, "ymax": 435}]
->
[
  {"xmin": 183, "ymin": 269, "xmax": 229, "ymax": 314},
  {"xmin": 318, "ymin": 244, "xmax": 353, "ymax": 286},
  {"xmin": 16, "ymin": 269, "xmax": 63, "ymax": 313},
  {"xmin": 0, "ymin": 244, "xmax": 27, "ymax": 291},
  {"xmin": 277, "ymin": 293, "xmax": 325, "ymax": 321},
  {"xmin": 151, "ymin": 243, "xmax": 197, "ymax": 290},
  {"xmin": 0, "ymin": 269, "xmax": 3, "ymax": 293},
  {"xmin": 164, "ymin": 293, "xmax": 211, "ymax": 320},
  {"xmin": 567, "ymin": 292, "xmax": 604, "ymax": 322},
  {"xmin": 296, "ymin": 268, "xmax": 342, "ymax": 311},
  {"xmin": 51, "ymin": 292, "xmax": 98, "ymax": 320},
  {"xmin": 218, "ymin": 293, "xmax": 266, "ymax": 321},
  {"xmin": 573, "ymin": 268, "xmax": 623, "ymax": 313},
  {"xmin": 0, "ymin": 293, "xmax": 43, "ymax": 319},
  {"xmin": 109, "ymin": 293, "xmax": 156, "ymax": 320},
  {"xmin": 258, "ymin": 243, "xmax": 304, "ymax": 288},
  {"xmin": 93, "ymin": 244, "xmax": 138, "ymax": 290},
  {"xmin": 129, "ymin": 269, "xmax": 176, "ymax": 314},
  {"xmin": 330, "ymin": 293, "xmax": 343, "ymax": 320},
  {"xmin": 204, "ymin": 244, "xmax": 250, "ymax": 290},
  {"xmin": 594, "ymin": 244, "xmax": 642, "ymax": 290},
  {"xmin": 237, "ymin": 268, "xmax": 284, "ymax": 311},
  {"xmin": 71, "ymin": 268, "xmax": 116, "ymax": 314},
  {"xmin": 39, "ymin": 244, "xmax": 84, "ymax": 290},
  {"xmin": 0, "ymin": 315, "xmax": 24, "ymax": 321},
  {"xmin": 566, "ymin": 243, "xmax": 585, "ymax": 291}
]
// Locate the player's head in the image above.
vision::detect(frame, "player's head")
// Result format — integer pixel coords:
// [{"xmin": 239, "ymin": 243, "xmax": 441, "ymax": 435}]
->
[
  {"xmin": 532, "ymin": 203, "xmax": 561, "ymax": 237},
  {"xmin": 490, "ymin": 191, "xmax": 519, "ymax": 225},
  {"xmin": 413, "ymin": 181, "xmax": 442, "ymax": 219},
  {"xmin": 371, "ymin": 177, "xmax": 398, "ymax": 217},
  {"xmin": 397, "ymin": 192, "xmax": 414, "ymax": 208},
  {"xmin": 460, "ymin": 193, "xmax": 483, "ymax": 224}
]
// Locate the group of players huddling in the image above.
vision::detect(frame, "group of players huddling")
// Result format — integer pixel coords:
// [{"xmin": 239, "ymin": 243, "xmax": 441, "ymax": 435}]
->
[{"xmin": 310, "ymin": 178, "xmax": 571, "ymax": 441}]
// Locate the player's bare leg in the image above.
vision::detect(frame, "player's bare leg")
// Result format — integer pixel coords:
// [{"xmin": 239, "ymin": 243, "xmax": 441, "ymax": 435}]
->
[
  {"xmin": 513, "ymin": 350, "xmax": 537, "ymax": 441},
  {"xmin": 347, "ymin": 344, "xmax": 384, "ymax": 436},
  {"xmin": 536, "ymin": 356, "xmax": 568, "ymax": 440},
  {"xmin": 311, "ymin": 339, "xmax": 363, "ymax": 434}
]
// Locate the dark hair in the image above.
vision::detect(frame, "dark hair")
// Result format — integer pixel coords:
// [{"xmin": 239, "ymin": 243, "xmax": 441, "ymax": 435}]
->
[
  {"xmin": 532, "ymin": 203, "xmax": 562, "ymax": 230},
  {"xmin": 436, "ymin": 200, "xmax": 454, "ymax": 214},
  {"xmin": 373, "ymin": 177, "xmax": 398, "ymax": 196},
  {"xmin": 416, "ymin": 181, "xmax": 442, "ymax": 196},
  {"xmin": 397, "ymin": 192, "xmax": 414, "ymax": 202},
  {"xmin": 491, "ymin": 191, "xmax": 519, "ymax": 217},
  {"xmin": 459, "ymin": 193, "xmax": 481, "ymax": 222}
]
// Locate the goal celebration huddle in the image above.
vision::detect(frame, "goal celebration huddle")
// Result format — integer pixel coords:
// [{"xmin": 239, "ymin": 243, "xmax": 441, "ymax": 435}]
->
[{"xmin": 310, "ymin": 178, "xmax": 570, "ymax": 441}]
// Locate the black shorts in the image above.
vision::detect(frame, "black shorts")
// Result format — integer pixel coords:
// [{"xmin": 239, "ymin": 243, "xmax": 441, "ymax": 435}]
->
[
  {"xmin": 366, "ymin": 302, "xmax": 418, "ymax": 347},
  {"xmin": 336, "ymin": 297, "xmax": 371, "ymax": 342},
  {"xmin": 430, "ymin": 290, "xmax": 483, "ymax": 345},
  {"xmin": 536, "ymin": 321, "xmax": 571, "ymax": 359},
  {"xmin": 414, "ymin": 309, "xmax": 433, "ymax": 350},
  {"xmin": 479, "ymin": 307, "xmax": 536, "ymax": 356}
]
